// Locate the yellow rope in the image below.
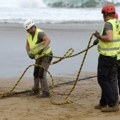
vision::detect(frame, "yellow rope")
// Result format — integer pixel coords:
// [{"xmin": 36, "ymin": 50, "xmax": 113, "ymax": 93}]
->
[
  {"xmin": 50, "ymin": 45, "xmax": 94, "ymax": 65},
  {"xmin": 51, "ymin": 48, "xmax": 74, "ymax": 65},
  {"xmin": 0, "ymin": 34, "xmax": 95, "ymax": 105},
  {"xmin": 65, "ymin": 34, "xmax": 94, "ymax": 100},
  {"xmin": 0, "ymin": 64, "xmax": 55, "ymax": 98},
  {"xmin": 50, "ymin": 34, "xmax": 94, "ymax": 105}
]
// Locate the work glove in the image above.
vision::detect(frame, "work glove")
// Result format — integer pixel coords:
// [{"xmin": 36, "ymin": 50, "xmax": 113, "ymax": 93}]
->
[
  {"xmin": 28, "ymin": 52, "xmax": 35, "ymax": 59},
  {"xmin": 94, "ymin": 31, "xmax": 101, "ymax": 39},
  {"xmin": 38, "ymin": 48, "xmax": 44, "ymax": 55},
  {"xmin": 93, "ymin": 39, "xmax": 99, "ymax": 45}
]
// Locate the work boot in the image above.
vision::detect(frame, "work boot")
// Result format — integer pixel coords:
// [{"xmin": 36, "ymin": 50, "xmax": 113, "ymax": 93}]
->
[
  {"xmin": 101, "ymin": 105, "xmax": 119, "ymax": 112},
  {"xmin": 29, "ymin": 78, "xmax": 40, "ymax": 95},
  {"xmin": 94, "ymin": 104, "xmax": 107, "ymax": 109},
  {"xmin": 29, "ymin": 89, "xmax": 40, "ymax": 96},
  {"xmin": 37, "ymin": 91, "xmax": 50, "ymax": 98},
  {"xmin": 40, "ymin": 78, "xmax": 49, "ymax": 92}
]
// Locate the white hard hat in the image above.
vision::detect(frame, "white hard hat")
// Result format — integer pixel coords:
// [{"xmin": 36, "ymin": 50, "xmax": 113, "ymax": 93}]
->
[{"xmin": 24, "ymin": 19, "xmax": 35, "ymax": 30}]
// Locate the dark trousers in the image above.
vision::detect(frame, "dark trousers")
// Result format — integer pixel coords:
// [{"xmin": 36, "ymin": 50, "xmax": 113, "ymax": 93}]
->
[
  {"xmin": 97, "ymin": 54, "xmax": 118, "ymax": 107},
  {"xmin": 117, "ymin": 60, "xmax": 120, "ymax": 95},
  {"xmin": 33, "ymin": 53, "xmax": 53, "ymax": 92}
]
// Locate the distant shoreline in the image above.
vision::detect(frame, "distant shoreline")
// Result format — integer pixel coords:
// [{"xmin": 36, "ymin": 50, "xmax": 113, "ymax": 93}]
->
[
  {"xmin": 0, "ymin": 20, "xmax": 103, "ymax": 25},
  {"xmin": 0, "ymin": 21, "xmax": 103, "ymax": 30}
]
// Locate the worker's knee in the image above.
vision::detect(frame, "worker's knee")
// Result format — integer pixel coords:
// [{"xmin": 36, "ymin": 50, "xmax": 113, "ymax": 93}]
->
[
  {"xmin": 39, "ymin": 68, "xmax": 44, "ymax": 79},
  {"xmin": 33, "ymin": 66, "xmax": 39, "ymax": 78}
]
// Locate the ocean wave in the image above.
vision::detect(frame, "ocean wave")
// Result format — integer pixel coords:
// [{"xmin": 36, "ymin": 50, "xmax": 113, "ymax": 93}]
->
[
  {"xmin": 0, "ymin": 0, "xmax": 119, "ymax": 24},
  {"xmin": 43, "ymin": 0, "xmax": 120, "ymax": 8},
  {"xmin": 0, "ymin": 0, "xmax": 120, "ymax": 9},
  {"xmin": 0, "ymin": 0, "xmax": 47, "ymax": 8}
]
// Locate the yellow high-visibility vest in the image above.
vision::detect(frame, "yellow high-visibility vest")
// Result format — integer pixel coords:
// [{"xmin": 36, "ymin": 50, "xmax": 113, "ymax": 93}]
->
[
  {"xmin": 27, "ymin": 28, "xmax": 52, "ymax": 59},
  {"xmin": 98, "ymin": 19, "xmax": 120, "ymax": 58}
]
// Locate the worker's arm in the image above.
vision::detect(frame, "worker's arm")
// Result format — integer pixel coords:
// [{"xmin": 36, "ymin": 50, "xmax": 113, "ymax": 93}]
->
[
  {"xmin": 37, "ymin": 32, "xmax": 51, "ymax": 54},
  {"xmin": 42, "ymin": 35, "xmax": 51, "ymax": 49},
  {"xmin": 26, "ymin": 40, "xmax": 34, "ymax": 59},
  {"xmin": 100, "ymin": 30, "xmax": 113, "ymax": 42},
  {"xmin": 26, "ymin": 40, "xmax": 30, "ymax": 53},
  {"xmin": 94, "ymin": 22, "xmax": 113, "ymax": 42}
]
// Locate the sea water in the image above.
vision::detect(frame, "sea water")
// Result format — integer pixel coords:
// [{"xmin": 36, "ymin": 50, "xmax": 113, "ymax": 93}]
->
[{"xmin": 0, "ymin": 0, "xmax": 120, "ymax": 78}]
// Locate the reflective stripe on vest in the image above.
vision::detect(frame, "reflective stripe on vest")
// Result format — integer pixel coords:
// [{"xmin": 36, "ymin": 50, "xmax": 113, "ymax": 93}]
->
[
  {"xmin": 117, "ymin": 51, "xmax": 120, "ymax": 60},
  {"xmin": 98, "ymin": 19, "xmax": 120, "ymax": 57},
  {"xmin": 98, "ymin": 46, "xmax": 119, "ymax": 51},
  {"xmin": 27, "ymin": 28, "xmax": 52, "ymax": 59}
]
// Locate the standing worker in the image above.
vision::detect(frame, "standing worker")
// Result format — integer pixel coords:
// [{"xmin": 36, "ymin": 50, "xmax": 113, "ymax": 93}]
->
[
  {"xmin": 114, "ymin": 12, "xmax": 120, "ymax": 96},
  {"xmin": 24, "ymin": 19, "xmax": 53, "ymax": 98},
  {"xmin": 94, "ymin": 4, "xmax": 120, "ymax": 112}
]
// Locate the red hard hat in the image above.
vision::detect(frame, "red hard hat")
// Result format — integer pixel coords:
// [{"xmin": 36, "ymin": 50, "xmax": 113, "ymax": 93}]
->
[
  {"xmin": 102, "ymin": 4, "xmax": 115, "ymax": 14},
  {"xmin": 114, "ymin": 12, "xmax": 118, "ymax": 19}
]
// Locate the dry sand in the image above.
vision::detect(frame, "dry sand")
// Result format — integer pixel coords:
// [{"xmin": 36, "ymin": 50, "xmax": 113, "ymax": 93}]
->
[{"xmin": 0, "ymin": 73, "xmax": 120, "ymax": 120}]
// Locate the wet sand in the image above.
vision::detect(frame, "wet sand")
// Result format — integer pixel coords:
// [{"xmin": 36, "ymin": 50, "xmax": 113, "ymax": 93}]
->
[
  {"xmin": 0, "ymin": 22, "xmax": 120, "ymax": 120},
  {"xmin": 0, "ymin": 22, "xmax": 100, "ymax": 77}
]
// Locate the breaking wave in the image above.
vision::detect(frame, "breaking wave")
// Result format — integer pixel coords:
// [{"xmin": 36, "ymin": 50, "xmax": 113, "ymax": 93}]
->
[
  {"xmin": 0, "ymin": 0, "xmax": 120, "ymax": 24},
  {"xmin": 43, "ymin": 0, "xmax": 120, "ymax": 8},
  {"xmin": 0, "ymin": 0, "xmax": 120, "ymax": 8}
]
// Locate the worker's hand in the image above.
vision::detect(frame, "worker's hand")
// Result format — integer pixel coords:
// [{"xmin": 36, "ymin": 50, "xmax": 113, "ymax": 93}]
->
[
  {"xmin": 28, "ymin": 53, "xmax": 35, "ymax": 59},
  {"xmin": 38, "ymin": 48, "xmax": 44, "ymax": 55},
  {"xmin": 93, "ymin": 39, "xmax": 99, "ymax": 45},
  {"xmin": 94, "ymin": 31, "xmax": 101, "ymax": 39}
]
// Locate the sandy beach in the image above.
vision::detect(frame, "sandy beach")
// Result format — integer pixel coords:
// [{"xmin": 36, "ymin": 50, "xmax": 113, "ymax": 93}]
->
[
  {"xmin": 0, "ymin": 75, "xmax": 120, "ymax": 120},
  {"xmin": 0, "ymin": 22, "xmax": 120, "ymax": 120}
]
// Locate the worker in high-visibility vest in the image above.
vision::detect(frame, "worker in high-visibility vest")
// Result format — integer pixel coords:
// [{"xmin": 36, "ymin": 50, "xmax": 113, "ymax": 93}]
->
[
  {"xmin": 93, "ymin": 4, "xmax": 120, "ymax": 112},
  {"xmin": 114, "ymin": 12, "xmax": 120, "ymax": 96},
  {"xmin": 24, "ymin": 19, "xmax": 53, "ymax": 98}
]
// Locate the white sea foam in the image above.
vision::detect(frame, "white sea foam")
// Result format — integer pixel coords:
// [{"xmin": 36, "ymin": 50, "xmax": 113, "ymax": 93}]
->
[
  {"xmin": 0, "ymin": 0, "xmax": 47, "ymax": 8},
  {"xmin": 0, "ymin": 0, "xmax": 119, "ymax": 24}
]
